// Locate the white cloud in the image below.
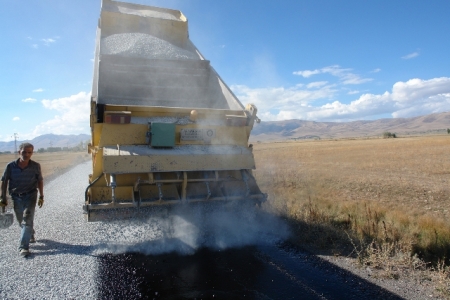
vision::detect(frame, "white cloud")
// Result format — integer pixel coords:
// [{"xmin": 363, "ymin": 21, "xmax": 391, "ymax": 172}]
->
[
  {"xmin": 232, "ymin": 84, "xmax": 337, "ymax": 113},
  {"xmin": 391, "ymin": 77, "xmax": 450, "ymax": 102},
  {"xmin": 41, "ymin": 38, "xmax": 56, "ymax": 46},
  {"xmin": 22, "ymin": 98, "xmax": 37, "ymax": 103},
  {"xmin": 322, "ymin": 65, "xmax": 372, "ymax": 85},
  {"xmin": 293, "ymin": 69, "xmax": 321, "ymax": 78},
  {"xmin": 402, "ymin": 51, "xmax": 419, "ymax": 60},
  {"xmin": 348, "ymin": 90, "xmax": 359, "ymax": 95},
  {"xmin": 233, "ymin": 77, "xmax": 450, "ymax": 122},
  {"xmin": 232, "ymin": 83, "xmax": 338, "ymax": 122},
  {"xmin": 31, "ymin": 92, "xmax": 91, "ymax": 136},
  {"xmin": 293, "ymin": 65, "xmax": 372, "ymax": 85},
  {"xmin": 307, "ymin": 92, "xmax": 393, "ymax": 120},
  {"xmin": 307, "ymin": 81, "xmax": 328, "ymax": 89},
  {"xmin": 33, "ymin": 88, "xmax": 44, "ymax": 92},
  {"xmin": 371, "ymin": 68, "xmax": 381, "ymax": 73},
  {"xmin": 13, "ymin": 117, "xmax": 20, "ymax": 121},
  {"xmin": 392, "ymin": 93, "xmax": 450, "ymax": 118},
  {"xmin": 27, "ymin": 36, "xmax": 59, "ymax": 48}
]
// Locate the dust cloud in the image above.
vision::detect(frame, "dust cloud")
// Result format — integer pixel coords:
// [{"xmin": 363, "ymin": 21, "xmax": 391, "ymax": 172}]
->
[{"xmin": 93, "ymin": 202, "xmax": 290, "ymax": 256}]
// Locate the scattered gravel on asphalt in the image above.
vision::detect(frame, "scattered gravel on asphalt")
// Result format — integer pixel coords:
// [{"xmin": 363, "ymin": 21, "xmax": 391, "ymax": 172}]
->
[
  {"xmin": 0, "ymin": 162, "xmax": 444, "ymax": 299},
  {"xmin": 0, "ymin": 162, "xmax": 288, "ymax": 299}
]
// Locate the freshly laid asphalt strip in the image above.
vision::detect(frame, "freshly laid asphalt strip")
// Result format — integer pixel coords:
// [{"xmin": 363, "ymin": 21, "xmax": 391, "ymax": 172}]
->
[{"xmin": 0, "ymin": 161, "xmax": 420, "ymax": 299}]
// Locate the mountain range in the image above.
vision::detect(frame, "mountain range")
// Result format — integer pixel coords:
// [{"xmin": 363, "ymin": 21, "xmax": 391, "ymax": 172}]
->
[
  {"xmin": 0, "ymin": 134, "xmax": 91, "ymax": 153},
  {"xmin": 1, "ymin": 111, "xmax": 449, "ymax": 152},
  {"xmin": 249, "ymin": 111, "xmax": 450, "ymax": 142}
]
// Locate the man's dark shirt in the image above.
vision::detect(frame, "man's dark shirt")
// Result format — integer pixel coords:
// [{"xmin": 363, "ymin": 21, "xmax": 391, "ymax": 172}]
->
[{"xmin": 1, "ymin": 159, "xmax": 43, "ymax": 195}]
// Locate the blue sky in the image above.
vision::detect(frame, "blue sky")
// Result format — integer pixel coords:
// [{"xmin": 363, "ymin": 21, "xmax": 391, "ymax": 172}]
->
[{"xmin": 1, "ymin": 0, "xmax": 449, "ymax": 141}]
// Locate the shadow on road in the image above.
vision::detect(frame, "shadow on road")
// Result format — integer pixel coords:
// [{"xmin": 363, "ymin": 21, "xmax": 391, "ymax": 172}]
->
[
  {"xmin": 29, "ymin": 239, "xmax": 95, "ymax": 257},
  {"xmin": 95, "ymin": 243, "xmax": 406, "ymax": 300}
]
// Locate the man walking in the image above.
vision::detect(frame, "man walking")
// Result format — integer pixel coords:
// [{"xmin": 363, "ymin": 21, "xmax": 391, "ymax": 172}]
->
[{"xmin": 0, "ymin": 142, "xmax": 44, "ymax": 257}]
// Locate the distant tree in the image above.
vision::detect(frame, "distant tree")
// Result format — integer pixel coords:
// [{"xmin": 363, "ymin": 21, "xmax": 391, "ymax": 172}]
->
[
  {"xmin": 37, "ymin": 148, "xmax": 45, "ymax": 153},
  {"xmin": 47, "ymin": 147, "xmax": 62, "ymax": 152},
  {"xmin": 383, "ymin": 132, "xmax": 397, "ymax": 138},
  {"xmin": 70, "ymin": 141, "xmax": 85, "ymax": 152},
  {"xmin": 447, "ymin": 128, "xmax": 450, "ymax": 134}
]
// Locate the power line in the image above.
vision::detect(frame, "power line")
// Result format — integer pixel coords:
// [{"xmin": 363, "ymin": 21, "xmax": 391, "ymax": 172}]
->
[{"xmin": 12, "ymin": 133, "xmax": 18, "ymax": 158}]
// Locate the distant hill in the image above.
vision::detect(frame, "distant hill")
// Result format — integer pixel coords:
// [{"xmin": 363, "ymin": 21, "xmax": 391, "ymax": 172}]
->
[
  {"xmin": 250, "ymin": 111, "xmax": 450, "ymax": 142},
  {"xmin": 0, "ymin": 134, "xmax": 91, "ymax": 153},
  {"xmin": 1, "ymin": 111, "xmax": 449, "ymax": 151}
]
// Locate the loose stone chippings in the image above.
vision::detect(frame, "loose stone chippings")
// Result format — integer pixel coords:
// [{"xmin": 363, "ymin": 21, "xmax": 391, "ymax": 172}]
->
[
  {"xmin": 113, "ymin": 6, "xmax": 179, "ymax": 20},
  {"xmin": 101, "ymin": 33, "xmax": 199, "ymax": 60}
]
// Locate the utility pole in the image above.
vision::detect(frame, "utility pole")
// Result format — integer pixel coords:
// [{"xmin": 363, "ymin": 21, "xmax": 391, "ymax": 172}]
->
[{"xmin": 13, "ymin": 133, "xmax": 18, "ymax": 158}]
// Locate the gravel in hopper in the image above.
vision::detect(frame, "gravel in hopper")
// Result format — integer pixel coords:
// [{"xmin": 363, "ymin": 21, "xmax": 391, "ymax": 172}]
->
[
  {"xmin": 115, "ymin": 6, "xmax": 179, "ymax": 20},
  {"xmin": 101, "ymin": 33, "xmax": 200, "ymax": 60}
]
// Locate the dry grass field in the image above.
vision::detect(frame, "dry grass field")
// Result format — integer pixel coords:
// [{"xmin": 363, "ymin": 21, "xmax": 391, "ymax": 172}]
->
[
  {"xmin": 253, "ymin": 135, "xmax": 450, "ymax": 276},
  {"xmin": 2, "ymin": 138, "xmax": 450, "ymax": 289},
  {"xmin": 2, "ymin": 138, "xmax": 450, "ymax": 294},
  {"xmin": 0, "ymin": 151, "xmax": 90, "ymax": 182}
]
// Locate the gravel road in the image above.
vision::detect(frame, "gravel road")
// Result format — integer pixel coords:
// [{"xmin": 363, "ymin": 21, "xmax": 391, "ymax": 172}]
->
[
  {"xmin": 0, "ymin": 162, "xmax": 288, "ymax": 299},
  {"xmin": 0, "ymin": 162, "xmax": 99, "ymax": 299},
  {"xmin": 0, "ymin": 162, "xmax": 443, "ymax": 299}
]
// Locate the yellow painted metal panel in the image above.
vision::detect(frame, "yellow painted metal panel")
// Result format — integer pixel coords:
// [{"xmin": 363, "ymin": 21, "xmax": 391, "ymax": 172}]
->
[
  {"xmin": 98, "ymin": 120, "xmax": 249, "ymax": 147},
  {"xmin": 116, "ymin": 173, "xmax": 147, "ymax": 186},
  {"xmin": 105, "ymin": 104, "xmax": 245, "ymax": 117},
  {"xmin": 102, "ymin": 145, "xmax": 256, "ymax": 173},
  {"xmin": 92, "ymin": 149, "xmax": 105, "ymax": 182},
  {"xmin": 98, "ymin": 124, "xmax": 148, "ymax": 147},
  {"xmin": 90, "ymin": 186, "xmax": 134, "ymax": 203},
  {"xmin": 138, "ymin": 184, "xmax": 180, "ymax": 201},
  {"xmin": 92, "ymin": 123, "xmax": 103, "ymax": 146},
  {"xmin": 176, "ymin": 125, "xmax": 249, "ymax": 146},
  {"xmin": 102, "ymin": 154, "xmax": 255, "ymax": 173}
]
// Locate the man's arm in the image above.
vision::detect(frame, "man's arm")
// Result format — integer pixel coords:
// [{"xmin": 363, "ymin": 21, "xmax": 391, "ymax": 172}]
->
[
  {"xmin": 37, "ymin": 179, "xmax": 44, "ymax": 208},
  {"xmin": 38, "ymin": 179, "xmax": 44, "ymax": 198},
  {"xmin": 1, "ymin": 179, "xmax": 8, "ymax": 205},
  {"xmin": 1, "ymin": 164, "xmax": 9, "ymax": 202}
]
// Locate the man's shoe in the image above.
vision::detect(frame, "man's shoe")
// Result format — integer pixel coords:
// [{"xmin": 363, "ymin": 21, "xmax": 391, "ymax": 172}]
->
[
  {"xmin": 30, "ymin": 235, "xmax": 36, "ymax": 243},
  {"xmin": 20, "ymin": 249, "xmax": 30, "ymax": 257}
]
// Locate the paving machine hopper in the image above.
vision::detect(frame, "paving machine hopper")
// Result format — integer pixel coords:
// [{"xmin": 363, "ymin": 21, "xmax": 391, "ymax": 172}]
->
[{"xmin": 84, "ymin": 0, "xmax": 266, "ymax": 221}]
